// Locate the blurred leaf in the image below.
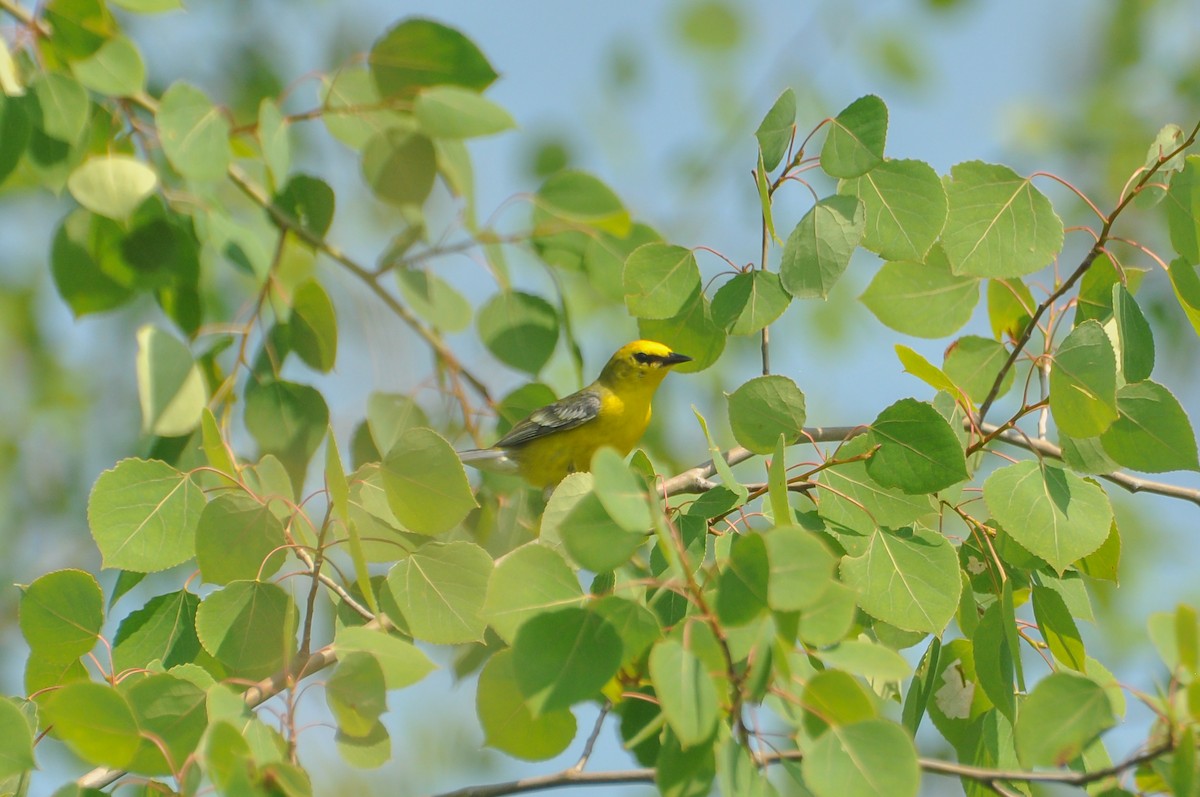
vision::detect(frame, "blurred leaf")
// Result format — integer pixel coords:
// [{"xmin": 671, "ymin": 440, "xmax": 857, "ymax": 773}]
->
[
  {"xmin": 1014, "ymin": 672, "xmax": 1114, "ymax": 767},
  {"xmin": 477, "ymin": 290, "xmax": 559, "ymax": 374},
  {"xmin": 123, "ymin": 673, "xmax": 207, "ymax": 775},
  {"xmin": 333, "ymin": 626, "xmax": 435, "ymax": 690},
  {"xmin": 780, "ymin": 195, "xmax": 865, "ymax": 299},
  {"xmin": 361, "ymin": 128, "xmax": 437, "ymax": 206},
  {"xmin": 715, "ymin": 532, "xmax": 769, "ymax": 626},
  {"xmin": 156, "ymin": 82, "xmax": 231, "ymax": 182},
  {"xmin": 326, "ymin": 652, "xmax": 387, "ymax": 738},
  {"xmin": 943, "ymin": 161, "xmax": 1064, "ymax": 278},
  {"xmin": 289, "ymin": 279, "xmax": 338, "ymax": 373},
  {"xmin": 673, "ymin": 0, "xmax": 743, "ymax": 53},
  {"xmin": 0, "ymin": 698, "xmax": 35, "ymax": 779},
  {"xmin": 367, "ymin": 393, "xmax": 429, "ymax": 455},
  {"xmin": 31, "ymin": 71, "xmax": 89, "ymax": 143},
  {"xmin": 414, "ymin": 85, "xmax": 514, "ymax": 138},
  {"xmin": 861, "ymin": 245, "xmax": 978, "ymax": 337},
  {"xmin": 638, "ymin": 290, "xmax": 725, "ymax": 373},
  {"xmin": 67, "ymin": 154, "xmax": 156, "ymax": 221},
  {"xmin": 70, "ymin": 34, "xmax": 145, "ymax": 96},
  {"xmin": 839, "ymin": 159, "xmax": 945, "ymax": 262},
  {"xmin": 369, "ymin": 18, "xmax": 498, "ymax": 99},
  {"xmin": 650, "ymin": 637, "xmax": 719, "ymax": 747},
  {"xmin": 258, "ymin": 98, "xmax": 290, "ymax": 185},
  {"xmin": 275, "ymin": 174, "xmax": 335, "ymax": 240},
  {"xmin": 765, "ymin": 526, "xmax": 835, "ymax": 611},
  {"xmin": 821, "ymin": 94, "xmax": 888, "ymax": 178},
  {"xmin": 136, "ymin": 325, "xmax": 206, "ymax": 437},
  {"xmin": 0, "ymin": 94, "xmax": 32, "ymax": 185},
  {"xmin": 396, "ymin": 268, "xmax": 472, "ymax": 332},
  {"xmin": 477, "ymin": 649, "xmax": 576, "ymax": 760},
  {"xmin": 244, "ymin": 380, "xmax": 328, "ymax": 492},
  {"xmin": 1165, "ymin": 155, "xmax": 1200, "ymax": 262},
  {"xmin": 514, "ymin": 607, "xmax": 622, "ymax": 714},
  {"xmin": 943, "ymin": 336, "xmax": 1013, "ymax": 404},
  {"xmin": 535, "ymin": 170, "xmax": 631, "ymax": 236}
]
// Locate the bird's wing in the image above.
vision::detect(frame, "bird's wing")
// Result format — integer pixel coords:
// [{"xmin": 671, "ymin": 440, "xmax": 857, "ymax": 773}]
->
[{"xmin": 491, "ymin": 389, "xmax": 603, "ymax": 449}]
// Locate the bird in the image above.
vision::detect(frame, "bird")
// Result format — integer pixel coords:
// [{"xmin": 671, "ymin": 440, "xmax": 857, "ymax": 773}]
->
[{"xmin": 459, "ymin": 340, "xmax": 692, "ymax": 488}]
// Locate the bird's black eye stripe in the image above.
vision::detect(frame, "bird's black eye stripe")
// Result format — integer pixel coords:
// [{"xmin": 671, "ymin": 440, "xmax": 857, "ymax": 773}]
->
[{"xmin": 633, "ymin": 351, "xmax": 658, "ymax": 365}]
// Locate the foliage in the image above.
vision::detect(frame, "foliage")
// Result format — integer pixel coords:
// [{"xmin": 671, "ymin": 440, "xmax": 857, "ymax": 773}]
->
[{"xmin": 1, "ymin": 3, "xmax": 1200, "ymax": 797}]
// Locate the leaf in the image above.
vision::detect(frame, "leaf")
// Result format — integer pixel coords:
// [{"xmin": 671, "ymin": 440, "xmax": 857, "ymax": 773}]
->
[
  {"xmin": 476, "ymin": 290, "xmax": 559, "ymax": 374},
  {"xmin": 243, "ymin": 379, "xmax": 329, "ymax": 492},
  {"xmin": 289, "ymin": 279, "xmax": 338, "ymax": 373},
  {"xmin": 1165, "ymin": 155, "xmax": 1200, "ymax": 262},
  {"xmin": 194, "ymin": 493, "xmax": 286, "ymax": 585},
  {"xmin": 649, "ymin": 638, "xmax": 719, "ymax": 748},
  {"xmin": 755, "ymin": 88, "xmax": 795, "ymax": 171},
  {"xmin": 381, "ymin": 427, "xmax": 477, "ymax": 534},
  {"xmin": 894, "ymin": 345, "xmax": 960, "ymax": 398},
  {"xmin": 547, "ymin": 473, "xmax": 644, "ymax": 572},
  {"xmin": 0, "ymin": 697, "xmax": 35, "ymax": 779},
  {"xmin": 817, "ymin": 640, "xmax": 913, "ymax": 682},
  {"xmin": 275, "ymin": 174, "xmax": 335, "ymax": 240},
  {"xmin": 1049, "ymin": 319, "xmax": 1119, "ymax": 438},
  {"xmin": 70, "ymin": 34, "xmax": 146, "ymax": 96},
  {"xmin": 715, "ymin": 532, "xmax": 770, "ymax": 626},
  {"xmin": 369, "ymin": 18, "xmax": 498, "ymax": 99},
  {"xmin": 31, "ymin": 71, "xmax": 89, "ymax": 143},
  {"xmin": 821, "ymin": 94, "xmax": 888, "ymax": 178},
  {"xmin": 67, "ymin": 155, "xmax": 157, "ymax": 221},
  {"xmin": 726, "ymin": 374, "xmax": 807, "ymax": 454},
  {"xmin": 838, "ymin": 159, "xmax": 946, "ymax": 262},
  {"xmin": 942, "ymin": 161, "xmax": 1064, "ymax": 278},
  {"xmin": 477, "ymin": 650, "xmax": 576, "ymax": 761},
  {"xmin": 513, "ymin": 607, "xmax": 622, "ymax": 715},
  {"xmin": 42, "ymin": 682, "xmax": 139, "ymax": 768},
  {"xmin": 764, "ymin": 525, "xmax": 836, "ymax": 611},
  {"xmin": 802, "ymin": 719, "xmax": 920, "ymax": 797},
  {"xmin": 818, "ymin": 435, "xmax": 936, "ymax": 543},
  {"xmin": 622, "ymin": 243, "xmax": 701, "ymax": 320},
  {"xmin": 366, "ymin": 393, "xmax": 430, "ymax": 455},
  {"xmin": 333, "ymin": 626, "xmax": 435, "ymax": 690},
  {"xmin": 983, "ymin": 461, "xmax": 1113, "ymax": 572},
  {"xmin": 19, "ymin": 569, "xmax": 103, "ymax": 662},
  {"xmin": 88, "ymin": 458, "xmax": 205, "ymax": 572},
  {"xmin": 1032, "ymin": 585, "xmax": 1086, "ymax": 672},
  {"xmin": 135, "ymin": 325, "xmax": 207, "ymax": 438},
  {"xmin": 710, "ymin": 270, "xmax": 790, "ymax": 335},
  {"xmin": 987, "ymin": 277, "xmax": 1035, "ymax": 340},
  {"xmin": 0, "ymin": 93, "xmax": 32, "ymax": 186},
  {"xmin": 414, "ymin": 85, "xmax": 514, "ymax": 138},
  {"xmin": 258, "ymin": 98, "xmax": 290, "ymax": 185},
  {"xmin": 535, "ymin": 170, "xmax": 631, "ymax": 236},
  {"xmin": 1169, "ymin": 258, "xmax": 1200, "ymax": 337},
  {"xmin": 396, "ymin": 268, "xmax": 472, "ymax": 332},
  {"xmin": 801, "ymin": 669, "xmax": 879, "ymax": 738},
  {"xmin": 866, "ymin": 398, "xmax": 968, "ymax": 494},
  {"xmin": 1111, "ymin": 284, "xmax": 1154, "ymax": 382},
  {"xmin": 943, "ymin": 336, "xmax": 1014, "ymax": 404},
  {"xmin": 841, "ymin": 526, "xmax": 961, "ymax": 634},
  {"xmin": 384, "ymin": 541, "xmax": 492, "ymax": 644},
  {"xmin": 779, "ymin": 195, "xmax": 865, "ymax": 299},
  {"xmin": 482, "ymin": 542, "xmax": 584, "ymax": 644},
  {"xmin": 1014, "ymin": 672, "xmax": 1114, "ymax": 767},
  {"xmin": 123, "ymin": 673, "xmax": 207, "ymax": 775},
  {"xmin": 195, "ymin": 580, "xmax": 297, "ymax": 680},
  {"xmin": 326, "ymin": 652, "xmax": 387, "ymax": 738},
  {"xmin": 112, "ymin": 590, "xmax": 201, "ymax": 673},
  {"xmin": 638, "ymin": 291, "xmax": 726, "ymax": 373},
  {"xmin": 972, "ymin": 603, "xmax": 1016, "ymax": 723},
  {"xmin": 1099, "ymin": 380, "xmax": 1199, "ymax": 472},
  {"xmin": 360, "ymin": 128, "xmax": 437, "ymax": 207},
  {"xmin": 591, "ymin": 447, "xmax": 653, "ymax": 532},
  {"xmin": 860, "ymin": 245, "xmax": 978, "ymax": 338},
  {"xmin": 156, "ymin": 82, "xmax": 231, "ymax": 182}
]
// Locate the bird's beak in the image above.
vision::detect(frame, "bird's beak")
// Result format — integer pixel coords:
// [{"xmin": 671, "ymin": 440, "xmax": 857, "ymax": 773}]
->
[{"xmin": 663, "ymin": 351, "xmax": 692, "ymax": 366}]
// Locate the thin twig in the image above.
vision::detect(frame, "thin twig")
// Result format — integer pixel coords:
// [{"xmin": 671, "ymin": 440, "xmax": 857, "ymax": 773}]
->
[{"xmin": 570, "ymin": 702, "xmax": 610, "ymax": 773}]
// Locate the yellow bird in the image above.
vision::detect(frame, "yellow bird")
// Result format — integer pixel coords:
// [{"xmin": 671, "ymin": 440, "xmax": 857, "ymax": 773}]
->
[{"xmin": 459, "ymin": 340, "xmax": 692, "ymax": 488}]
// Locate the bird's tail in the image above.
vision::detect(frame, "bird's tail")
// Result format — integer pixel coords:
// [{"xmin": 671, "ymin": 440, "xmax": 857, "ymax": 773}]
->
[{"xmin": 458, "ymin": 448, "xmax": 520, "ymax": 475}]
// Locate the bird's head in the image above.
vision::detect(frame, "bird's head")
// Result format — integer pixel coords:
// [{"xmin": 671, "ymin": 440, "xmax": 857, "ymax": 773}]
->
[{"xmin": 599, "ymin": 340, "xmax": 692, "ymax": 386}]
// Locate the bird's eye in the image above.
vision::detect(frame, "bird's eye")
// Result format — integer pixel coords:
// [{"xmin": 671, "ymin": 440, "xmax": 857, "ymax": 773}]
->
[{"xmin": 633, "ymin": 351, "xmax": 655, "ymax": 365}]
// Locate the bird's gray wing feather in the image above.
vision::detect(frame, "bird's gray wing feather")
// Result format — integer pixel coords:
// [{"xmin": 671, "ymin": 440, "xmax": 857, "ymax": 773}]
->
[{"xmin": 491, "ymin": 390, "xmax": 602, "ymax": 449}]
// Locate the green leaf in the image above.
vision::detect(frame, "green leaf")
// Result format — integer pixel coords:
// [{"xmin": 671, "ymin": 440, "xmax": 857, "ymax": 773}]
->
[
  {"xmin": 535, "ymin": 170, "xmax": 631, "ymax": 236},
  {"xmin": 942, "ymin": 336, "xmax": 1013, "ymax": 404},
  {"xmin": 477, "ymin": 290, "xmax": 559, "ymax": 374},
  {"xmin": 414, "ymin": 85, "xmax": 514, "ymax": 138},
  {"xmin": 275, "ymin": 174, "xmax": 335, "ymax": 240},
  {"xmin": 818, "ymin": 435, "xmax": 936, "ymax": 544},
  {"xmin": 942, "ymin": 161, "xmax": 1064, "ymax": 278},
  {"xmin": 43, "ymin": 682, "xmax": 139, "ymax": 768},
  {"xmin": 123, "ymin": 673, "xmax": 207, "ymax": 775},
  {"xmin": 894, "ymin": 345, "xmax": 960, "ymax": 399},
  {"xmin": 482, "ymin": 542, "xmax": 584, "ymax": 644},
  {"xmin": 726, "ymin": 374, "xmax": 806, "ymax": 455},
  {"xmin": 369, "ymin": 18, "xmax": 498, "ymax": 99},
  {"xmin": 638, "ymin": 290, "xmax": 726, "ymax": 373},
  {"xmin": 31, "ymin": 71, "xmax": 89, "ymax": 143},
  {"xmin": 860, "ymin": 245, "xmax": 978, "ymax": 337},
  {"xmin": 821, "ymin": 94, "xmax": 888, "ymax": 178},
  {"xmin": 1165, "ymin": 155, "xmax": 1200, "ymax": 262},
  {"xmin": 156, "ymin": 82, "xmax": 231, "ymax": 182},
  {"xmin": 289, "ymin": 279, "xmax": 338, "ymax": 373},
  {"xmin": 755, "ymin": 150, "xmax": 778, "ymax": 245},
  {"xmin": 801, "ymin": 669, "xmax": 879, "ymax": 737},
  {"xmin": 592, "ymin": 596, "xmax": 661, "ymax": 667},
  {"xmin": 109, "ymin": 0, "xmax": 182, "ymax": 11},
  {"xmin": 972, "ymin": 602, "xmax": 1016, "ymax": 723},
  {"xmin": 0, "ymin": 697, "xmax": 35, "ymax": 779},
  {"xmin": 1032, "ymin": 585, "xmax": 1086, "ymax": 672},
  {"xmin": 1111, "ymin": 284, "xmax": 1154, "ymax": 382},
  {"xmin": 321, "ymin": 65, "xmax": 405, "ymax": 149},
  {"xmin": 514, "ymin": 607, "xmax": 622, "ymax": 714},
  {"xmin": 384, "ymin": 541, "xmax": 492, "ymax": 644},
  {"xmin": 901, "ymin": 638, "xmax": 940, "ymax": 735},
  {"xmin": 591, "ymin": 447, "xmax": 653, "ymax": 531},
  {"xmin": 194, "ymin": 493, "xmax": 286, "ymax": 585},
  {"xmin": 755, "ymin": 88, "xmax": 795, "ymax": 171},
  {"xmin": 983, "ymin": 461, "xmax": 1113, "ymax": 572},
  {"xmin": 396, "ymin": 268, "xmax": 472, "ymax": 332},
  {"xmin": 866, "ymin": 398, "xmax": 968, "ymax": 494},
  {"xmin": 1100, "ymin": 380, "xmax": 1199, "ymax": 472},
  {"xmin": 361, "ymin": 128, "xmax": 437, "ymax": 206},
  {"xmin": 987, "ymin": 277, "xmax": 1035, "ymax": 341},
  {"xmin": 817, "ymin": 640, "xmax": 913, "ymax": 682},
  {"xmin": 1169, "ymin": 258, "xmax": 1200, "ymax": 337},
  {"xmin": 326, "ymin": 652, "xmax": 387, "ymax": 738},
  {"xmin": 779, "ymin": 195, "xmax": 865, "ymax": 299},
  {"xmin": 547, "ymin": 473, "xmax": 644, "ymax": 572},
  {"xmin": 767, "ymin": 436, "xmax": 794, "ymax": 526},
  {"xmin": 333, "ymin": 626, "xmax": 435, "ymax": 690},
  {"xmin": 50, "ymin": 209, "xmax": 136, "ymax": 315},
  {"xmin": 838, "ymin": 159, "xmax": 946, "ymax": 262},
  {"xmin": 477, "ymin": 649, "xmax": 576, "ymax": 761},
  {"xmin": 19, "ymin": 569, "xmax": 103, "ymax": 662},
  {"xmin": 195, "ymin": 581, "xmax": 297, "ymax": 680},
  {"xmin": 0, "ymin": 93, "xmax": 32, "ymax": 186},
  {"xmin": 1077, "ymin": 520, "xmax": 1121, "ymax": 582},
  {"xmin": 841, "ymin": 526, "xmax": 960, "ymax": 634},
  {"xmin": 716, "ymin": 739, "xmax": 779, "ymax": 797},
  {"xmin": 765, "ymin": 525, "xmax": 836, "ymax": 611},
  {"xmin": 70, "ymin": 34, "xmax": 145, "ymax": 96},
  {"xmin": 650, "ymin": 638, "xmax": 719, "ymax": 748},
  {"xmin": 67, "ymin": 155, "xmax": 157, "ymax": 221},
  {"xmin": 710, "ymin": 270, "xmax": 791, "ymax": 335},
  {"xmin": 799, "ymin": 581, "xmax": 860, "ymax": 647},
  {"xmin": 381, "ymin": 427, "xmax": 476, "ymax": 534},
  {"xmin": 258, "ymin": 98, "xmax": 290, "ymax": 185},
  {"xmin": 366, "ymin": 393, "xmax": 430, "ymax": 455},
  {"xmin": 244, "ymin": 380, "xmax": 328, "ymax": 492},
  {"xmin": 623, "ymin": 243, "xmax": 702, "ymax": 320},
  {"xmin": 803, "ymin": 719, "xmax": 919, "ymax": 797},
  {"xmin": 657, "ymin": 730, "xmax": 716, "ymax": 797},
  {"xmin": 715, "ymin": 532, "xmax": 769, "ymax": 626},
  {"xmin": 112, "ymin": 590, "xmax": 200, "ymax": 673},
  {"xmin": 135, "ymin": 325, "xmax": 207, "ymax": 438},
  {"xmin": 1049, "ymin": 319, "xmax": 1118, "ymax": 438},
  {"xmin": 88, "ymin": 458, "xmax": 205, "ymax": 572},
  {"xmin": 1014, "ymin": 672, "xmax": 1114, "ymax": 767}
]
